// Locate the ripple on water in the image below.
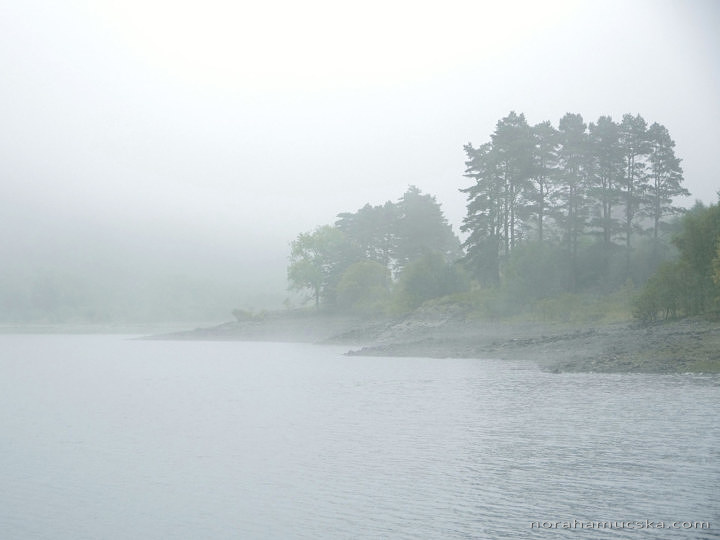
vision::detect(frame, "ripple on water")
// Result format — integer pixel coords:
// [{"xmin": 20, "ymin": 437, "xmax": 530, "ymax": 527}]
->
[{"xmin": 0, "ymin": 336, "xmax": 718, "ymax": 539}]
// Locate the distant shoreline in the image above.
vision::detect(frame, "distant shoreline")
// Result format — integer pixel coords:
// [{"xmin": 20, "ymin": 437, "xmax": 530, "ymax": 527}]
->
[
  {"xmin": 0, "ymin": 322, "xmax": 218, "ymax": 335},
  {"xmin": 148, "ymin": 309, "xmax": 720, "ymax": 374}
]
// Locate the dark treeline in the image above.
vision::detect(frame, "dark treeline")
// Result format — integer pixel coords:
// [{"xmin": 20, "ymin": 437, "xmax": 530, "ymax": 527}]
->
[
  {"xmin": 288, "ymin": 111, "xmax": 717, "ymax": 322},
  {"xmin": 461, "ymin": 111, "xmax": 687, "ymax": 291},
  {"xmin": 287, "ymin": 186, "xmax": 466, "ymax": 313}
]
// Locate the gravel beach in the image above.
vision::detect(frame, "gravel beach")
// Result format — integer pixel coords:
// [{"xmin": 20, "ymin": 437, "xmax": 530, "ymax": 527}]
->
[{"xmin": 152, "ymin": 308, "xmax": 720, "ymax": 374}]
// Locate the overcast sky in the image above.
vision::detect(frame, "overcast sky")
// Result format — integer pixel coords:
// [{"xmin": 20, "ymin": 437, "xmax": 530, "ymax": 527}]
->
[{"xmin": 2, "ymin": 0, "xmax": 719, "ymax": 304}]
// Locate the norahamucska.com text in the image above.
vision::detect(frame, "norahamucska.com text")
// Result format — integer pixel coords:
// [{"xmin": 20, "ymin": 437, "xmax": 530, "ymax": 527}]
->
[{"xmin": 530, "ymin": 519, "xmax": 710, "ymax": 530}]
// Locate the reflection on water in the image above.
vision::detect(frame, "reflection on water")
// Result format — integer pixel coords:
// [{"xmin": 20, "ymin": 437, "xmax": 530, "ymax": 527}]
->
[{"xmin": 0, "ymin": 335, "xmax": 718, "ymax": 539}]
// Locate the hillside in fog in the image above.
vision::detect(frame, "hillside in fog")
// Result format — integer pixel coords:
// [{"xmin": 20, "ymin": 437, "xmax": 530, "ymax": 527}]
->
[{"xmin": 1, "ymin": 0, "xmax": 718, "ymax": 324}]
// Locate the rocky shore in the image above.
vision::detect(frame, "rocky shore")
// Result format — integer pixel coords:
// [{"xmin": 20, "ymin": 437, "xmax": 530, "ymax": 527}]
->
[{"xmin": 152, "ymin": 308, "xmax": 720, "ymax": 374}]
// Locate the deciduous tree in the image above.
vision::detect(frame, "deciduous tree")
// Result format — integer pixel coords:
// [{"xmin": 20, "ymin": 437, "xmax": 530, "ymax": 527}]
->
[{"xmin": 287, "ymin": 226, "xmax": 357, "ymax": 308}]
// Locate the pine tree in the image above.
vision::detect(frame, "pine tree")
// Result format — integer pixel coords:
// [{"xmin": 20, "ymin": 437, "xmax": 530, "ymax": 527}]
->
[
  {"xmin": 490, "ymin": 112, "xmax": 534, "ymax": 252},
  {"xmin": 619, "ymin": 113, "xmax": 651, "ymax": 275},
  {"xmin": 461, "ymin": 141, "xmax": 504, "ymax": 284},
  {"xmin": 588, "ymin": 116, "xmax": 623, "ymax": 248},
  {"xmin": 528, "ymin": 121, "xmax": 558, "ymax": 243},
  {"xmin": 555, "ymin": 113, "xmax": 589, "ymax": 291},
  {"xmin": 645, "ymin": 122, "xmax": 688, "ymax": 246}
]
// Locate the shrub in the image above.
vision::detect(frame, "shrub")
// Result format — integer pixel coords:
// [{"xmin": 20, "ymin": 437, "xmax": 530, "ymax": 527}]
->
[
  {"xmin": 394, "ymin": 253, "xmax": 470, "ymax": 311},
  {"xmin": 336, "ymin": 261, "xmax": 390, "ymax": 314}
]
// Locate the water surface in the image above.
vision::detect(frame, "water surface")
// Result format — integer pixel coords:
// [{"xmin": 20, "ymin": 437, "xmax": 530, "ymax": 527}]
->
[{"xmin": 1, "ymin": 335, "xmax": 718, "ymax": 538}]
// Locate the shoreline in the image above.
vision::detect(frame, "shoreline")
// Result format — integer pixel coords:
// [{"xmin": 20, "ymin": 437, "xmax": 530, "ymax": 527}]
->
[{"xmin": 148, "ymin": 309, "xmax": 720, "ymax": 374}]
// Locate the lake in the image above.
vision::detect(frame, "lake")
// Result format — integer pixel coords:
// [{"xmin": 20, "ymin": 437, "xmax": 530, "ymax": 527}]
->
[{"xmin": 0, "ymin": 335, "xmax": 718, "ymax": 538}]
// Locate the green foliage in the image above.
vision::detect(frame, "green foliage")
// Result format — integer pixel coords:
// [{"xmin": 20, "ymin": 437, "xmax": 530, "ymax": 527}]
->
[
  {"xmin": 461, "ymin": 111, "xmax": 688, "ymax": 291},
  {"xmin": 618, "ymin": 113, "xmax": 651, "ymax": 261},
  {"xmin": 334, "ymin": 186, "xmax": 461, "ymax": 277},
  {"xmin": 632, "ymin": 261, "xmax": 686, "ymax": 323},
  {"xmin": 460, "ymin": 232, "xmax": 500, "ymax": 287},
  {"xmin": 531, "ymin": 287, "xmax": 634, "ymax": 323},
  {"xmin": 462, "ymin": 286, "xmax": 519, "ymax": 319},
  {"xmin": 336, "ymin": 202, "xmax": 398, "ymax": 267},
  {"xmin": 671, "ymin": 201, "xmax": 720, "ymax": 314},
  {"xmin": 634, "ymin": 200, "xmax": 720, "ymax": 321},
  {"xmin": 501, "ymin": 242, "xmax": 568, "ymax": 302},
  {"xmin": 394, "ymin": 253, "xmax": 470, "ymax": 311},
  {"xmin": 287, "ymin": 225, "xmax": 358, "ymax": 308},
  {"xmin": 285, "ymin": 112, "xmax": 692, "ymax": 325},
  {"xmin": 533, "ymin": 294, "xmax": 601, "ymax": 323},
  {"xmin": 394, "ymin": 186, "xmax": 462, "ymax": 271},
  {"xmin": 461, "ymin": 112, "xmax": 533, "ymax": 284},
  {"xmin": 291, "ymin": 187, "xmax": 463, "ymax": 310},
  {"xmin": 231, "ymin": 308, "xmax": 254, "ymax": 322},
  {"xmin": 459, "ymin": 281, "xmax": 635, "ymax": 323},
  {"xmin": 587, "ymin": 116, "xmax": 623, "ymax": 247},
  {"xmin": 645, "ymin": 122, "xmax": 688, "ymax": 239},
  {"xmin": 336, "ymin": 261, "xmax": 390, "ymax": 314}
]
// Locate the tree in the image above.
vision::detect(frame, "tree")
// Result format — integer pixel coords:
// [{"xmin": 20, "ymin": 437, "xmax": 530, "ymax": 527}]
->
[
  {"xmin": 587, "ymin": 116, "xmax": 623, "ymax": 248},
  {"xmin": 461, "ymin": 112, "xmax": 533, "ymax": 284},
  {"xmin": 336, "ymin": 260, "xmax": 390, "ymax": 314},
  {"xmin": 287, "ymin": 226, "xmax": 357, "ymax": 308},
  {"xmin": 555, "ymin": 113, "xmax": 589, "ymax": 291},
  {"xmin": 336, "ymin": 201, "xmax": 398, "ymax": 269},
  {"xmin": 713, "ymin": 238, "xmax": 720, "ymax": 288},
  {"xmin": 636, "ymin": 199, "xmax": 720, "ymax": 321},
  {"xmin": 502, "ymin": 241, "xmax": 568, "ymax": 302},
  {"xmin": 619, "ymin": 113, "xmax": 651, "ymax": 275},
  {"xmin": 644, "ymin": 122, "xmax": 688, "ymax": 251},
  {"xmin": 490, "ymin": 112, "xmax": 533, "ymax": 252},
  {"xmin": 461, "ymin": 141, "xmax": 504, "ymax": 284},
  {"xmin": 461, "ymin": 111, "xmax": 692, "ymax": 307},
  {"xmin": 528, "ymin": 121, "xmax": 558, "ymax": 243},
  {"xmin": 335, "ymin": 188, "xmax": 459, "ymax": 277},
  {"xmin": 671, "ymin": 201, "xmax": 720, "ymax": 314},
  {"xmin": 394, "ymin": 186, "xmax": 461, "ymax": 272},
  {"xmin": 632, "ymin": 260, "xmax": 688, "ymax": 322},
  {"xmin": 395, "ymin": 253, "xmax": 469, "ymax": 310}
]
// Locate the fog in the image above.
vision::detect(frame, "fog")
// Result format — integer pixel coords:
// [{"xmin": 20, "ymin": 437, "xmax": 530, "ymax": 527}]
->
[{"xmin": 1, "ymin": 0, "xmax": 718, "ymax": 323}]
